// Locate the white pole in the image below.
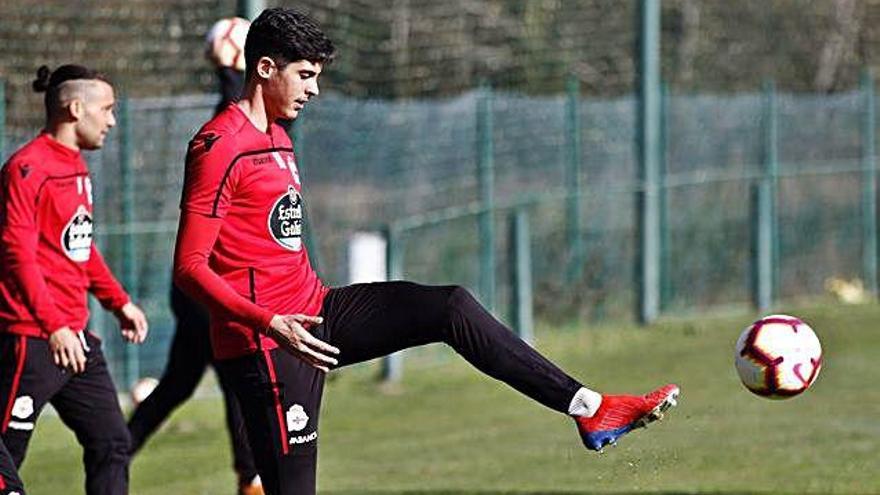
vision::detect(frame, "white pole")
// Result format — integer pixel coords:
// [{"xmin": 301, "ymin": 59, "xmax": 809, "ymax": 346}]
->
[
  {"xmin": 348, "ymin": 232, "xmax": 402, "ymax": 383},
  {"xmin": 348, "ymin": 232, "xmax": 387, "ymax": 284}
]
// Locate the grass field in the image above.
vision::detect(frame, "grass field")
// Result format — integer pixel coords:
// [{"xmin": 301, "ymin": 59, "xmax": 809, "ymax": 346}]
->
[{"xmin": 19, "ymin": 303, "xmax": 880, "ymax": 494}]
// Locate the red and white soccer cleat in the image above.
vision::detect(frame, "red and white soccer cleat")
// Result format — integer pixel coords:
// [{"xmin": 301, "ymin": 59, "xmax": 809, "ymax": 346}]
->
[{"xmin": 573, "ymin": 384, "xmax": 680, "ymax": 452}]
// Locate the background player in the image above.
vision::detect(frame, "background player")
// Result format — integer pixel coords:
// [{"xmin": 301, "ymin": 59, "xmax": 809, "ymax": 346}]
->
[
  {"xmin": 205, "ymin": 16, "xmax": 250, "ymax": 116},
  {"xmin": 174, "ymin": 8, "xmax": 679, "ymax": 495},
  {"xmin": 0, "ymin": 64, "xmax": 148, "ymax": 494},
  {"xmin": 127, "ymin": 17, "xmax": 263, "ymax": 495}
]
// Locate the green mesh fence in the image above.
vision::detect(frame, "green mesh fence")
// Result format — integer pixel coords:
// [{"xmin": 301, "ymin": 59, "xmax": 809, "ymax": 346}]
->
[
  {"xmin": 86, "ymin": 95, "xmax": 216, "ymax": 384},
  {"xmin": 2, "ymin": 86, "xmax": 878, "ymax": 385}
]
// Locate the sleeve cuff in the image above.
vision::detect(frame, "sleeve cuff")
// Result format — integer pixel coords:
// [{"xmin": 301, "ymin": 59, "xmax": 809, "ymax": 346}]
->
[
  {"xmin": 101, "ymin": 293, "xmax": 130, "ymax": 312},
  {"xmin": 44, "ymin": 319, "xmax": 70, "ymax": 334},
  {"xmin": 110, "ymin": 296, "xmax": 131, "ymax": 312},
  {"xmin": 253, "ymin": 308, "xmax": 275, "ymax": 334}
]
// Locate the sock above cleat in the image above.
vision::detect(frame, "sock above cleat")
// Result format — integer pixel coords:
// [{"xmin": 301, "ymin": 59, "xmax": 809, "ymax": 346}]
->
[{"xmin": 568, "ymin": 387, "xmax": 603, "ymax": 417}]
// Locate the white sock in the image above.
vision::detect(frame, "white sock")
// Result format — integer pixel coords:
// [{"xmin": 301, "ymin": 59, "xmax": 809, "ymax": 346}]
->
[{"xmin": 567, "ymin": 387, "xmax": 603, "ymax": 417}]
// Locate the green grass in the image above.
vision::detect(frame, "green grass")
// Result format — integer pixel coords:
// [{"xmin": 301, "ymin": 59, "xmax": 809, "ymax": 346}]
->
[{"xmin": 19, "ymin": 303, "xmax": 880, "ymax": 494}]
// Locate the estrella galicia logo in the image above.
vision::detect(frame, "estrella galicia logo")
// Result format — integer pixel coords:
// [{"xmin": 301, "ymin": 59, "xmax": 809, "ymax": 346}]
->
[
  {"xmin": 268, "ymin": 186, "xmax": 303, "ymax": 251},
  {"xmin": 61, "ymin": 205, "xmax": 93, "ymax": 262}
]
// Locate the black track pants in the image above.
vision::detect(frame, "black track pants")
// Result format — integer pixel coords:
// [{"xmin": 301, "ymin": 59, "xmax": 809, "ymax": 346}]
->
[
  {"xmin": 127, "ymin": 284, "xmax": 257, "ymax": 481},
  {"xmin": 0, "ymin": 332, "xmax": 129, "ymax": 495},
  {"xmin": 217, "ymin": 281, "xmax": 583, "ymax": 495},
  {"xmin": 0, "ymin": 437, "xmax": 24, "ymax": 494}
]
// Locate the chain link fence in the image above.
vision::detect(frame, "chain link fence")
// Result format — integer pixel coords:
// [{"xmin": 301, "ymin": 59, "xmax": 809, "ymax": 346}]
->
[{"xmin": 3, "ymin": 82, "xmax": 873, "ymax": 385}]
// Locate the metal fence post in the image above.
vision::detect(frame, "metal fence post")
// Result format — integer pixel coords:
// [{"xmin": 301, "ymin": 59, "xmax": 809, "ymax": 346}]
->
[
  {"xmin": 119, "ymin": 96, "xmax": 139, "ymax": 387},
  {"xmin": 861, "ymin": 69, "xmax": 878, "ymax": 296},
  {"xmin": 381, "ymin": 225, "xmax": 404, "ymax": 382},
  {"xmin": 659, "ymin": 82, "xmax": 671, "ymax": 310},
  {"xmin": 753, "ymin": 81, "xmax": 778, "ymax": 311},
  {"xmin": 0, "ymin": 80, "xmax": 5, "ymax": 161},
  {"xmin": 237, "ymin": 0, "xmax": 264, "ymax": 19},
  {"xmin": 637, "ymin": 0, "xmax": 661, "ymax": 324},
  {"xmin": 477, "ymin": 84, "xmax": 496, "ymax": 311},
  {"xmin": 565, "ymin": 75, "xmax": 583, "ymax": 281},
  {"xmin": 292, "ymin": 118, "xmax": 304, "ymax": 166},
  {"xmin": 290, "ymin": 117, "xmax": 324, "ymax": 274},
  {"xmin": 509, "ymin": 208, "xmax": 534, "ymax": 344}
]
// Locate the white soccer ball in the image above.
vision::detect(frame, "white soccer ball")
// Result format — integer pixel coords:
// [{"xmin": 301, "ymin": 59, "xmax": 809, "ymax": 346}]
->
[
  {"xmin": 130, "ymin": 376, "xmax": 160, "ymax": 406},
  {"xmin": 734, "ymin": 314, "xmax": 822, "ymax": 399},
  {"xmin": 206, "ymin": 17, "xmax": 250, "ymax": 71}
]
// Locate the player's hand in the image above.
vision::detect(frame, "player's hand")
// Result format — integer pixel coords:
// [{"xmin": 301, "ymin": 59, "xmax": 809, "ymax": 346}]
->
[
  {"xmin": 115, "ymin": 302, "xmax": 149, "ymax": 344},
  {"xmin": 266, "ymin": 314, "xmax": 339, "ymax": 372},
  {"xmin": 48, "ymin": 327, "xmax": 87, "ymax": 374}
]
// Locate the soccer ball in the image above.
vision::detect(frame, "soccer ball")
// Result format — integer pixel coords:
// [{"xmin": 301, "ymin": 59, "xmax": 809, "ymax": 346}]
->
[
  {"xmin": 205, "ymin": 17, "xmax": 250, "ymax": 71},
  {"xmin": 130, "ymin": 376, "xmax": 160, "ymax": 406},
  {"xmin": 734, "ymin": 314, "xmax": 822, "ymax": 399}
]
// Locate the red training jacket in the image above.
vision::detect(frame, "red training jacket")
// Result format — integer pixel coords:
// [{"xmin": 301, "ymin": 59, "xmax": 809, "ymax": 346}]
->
[
  {"xmin": 174, "ymin": 104, "xmax": 328, "ymax": 359},
  {"xmin": 0, "ymin": 133, "xmax": 129, "ymax": 338}
]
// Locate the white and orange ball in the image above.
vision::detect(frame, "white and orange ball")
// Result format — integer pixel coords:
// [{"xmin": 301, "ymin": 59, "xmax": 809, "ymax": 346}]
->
[
  {"xmin": 734, "ymin": 314, "xmax": 822, "ymax": 399},
  {"xmin": 206, "ymin": 17, "xmax": 250, "ymax": 71}
]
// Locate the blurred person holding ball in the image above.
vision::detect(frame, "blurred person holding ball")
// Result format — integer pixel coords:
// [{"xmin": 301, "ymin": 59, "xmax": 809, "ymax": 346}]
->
[{"xmin": 125, "ymin": 16, "xmax": 264, "ymax": 495}]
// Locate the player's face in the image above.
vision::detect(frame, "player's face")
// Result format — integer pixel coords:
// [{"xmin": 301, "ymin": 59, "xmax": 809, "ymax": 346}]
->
[
  {"xmin": 74, "ymin": 81, "xmax": 116, "ymax": 150},
  {"xmin": 268, "ymin": 60, "xmax": 322, "ymax": 120}
]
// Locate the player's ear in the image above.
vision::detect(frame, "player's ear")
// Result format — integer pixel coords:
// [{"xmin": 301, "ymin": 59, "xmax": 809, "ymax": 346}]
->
[
  {"xmin": 256, "ymin": 57, "xmax": 276, "ymax": 80},
  {"xmin": 67, "ymin": 98, "xmax": 84, "ymax": 121}
]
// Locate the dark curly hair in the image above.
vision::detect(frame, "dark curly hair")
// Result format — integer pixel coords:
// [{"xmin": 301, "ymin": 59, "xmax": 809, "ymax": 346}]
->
[{"xmin": 244, "ymin": 7, "xmax": 336, "ymax": 78}]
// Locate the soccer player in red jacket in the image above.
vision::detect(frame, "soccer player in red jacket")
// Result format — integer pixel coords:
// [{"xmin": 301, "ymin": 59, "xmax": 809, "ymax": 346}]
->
[
  {"xmin": 174, "ymin": 8, "xmax": 679, "ymax": 495},
  {"xmin": 0, "ymin": 65, "xmax": 148, "ymax": 495}
]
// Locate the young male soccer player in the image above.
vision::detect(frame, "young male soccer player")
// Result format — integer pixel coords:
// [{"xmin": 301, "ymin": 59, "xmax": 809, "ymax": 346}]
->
[
  {"xmin": 174, "ymin": 8, "xmax": 680, "ymax": 495},
  {"xmin": 127, "ymin": 20, "xmax": 262, "ymax": 494},
  {"xmin": 0, "ymin": 65, "xmax": 148, "ymax": 494}
]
